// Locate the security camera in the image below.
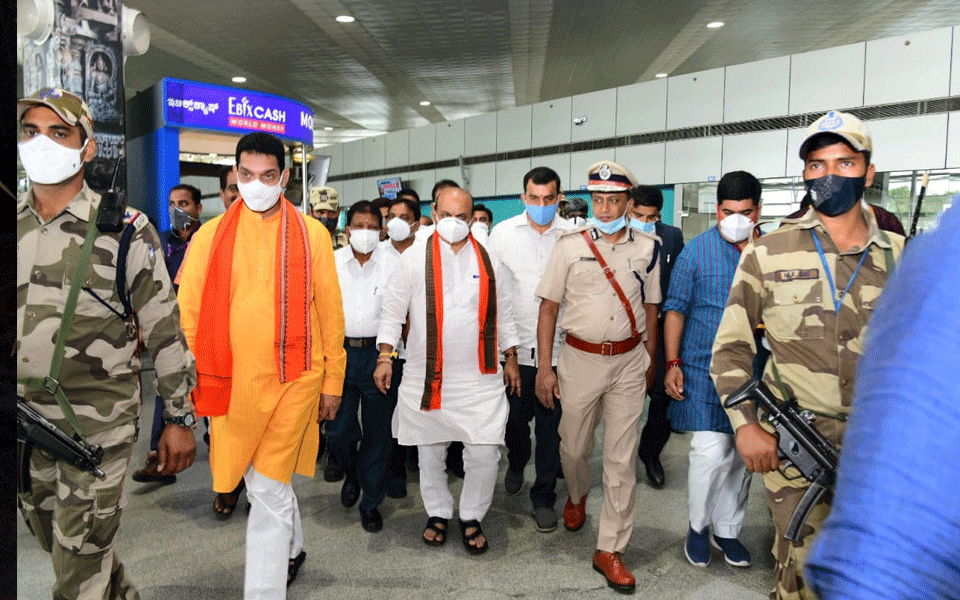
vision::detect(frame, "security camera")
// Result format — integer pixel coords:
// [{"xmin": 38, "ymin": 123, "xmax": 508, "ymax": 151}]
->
[{"xmin": 573, "ymin": 116, "xmax": 587, "ymax": 126}]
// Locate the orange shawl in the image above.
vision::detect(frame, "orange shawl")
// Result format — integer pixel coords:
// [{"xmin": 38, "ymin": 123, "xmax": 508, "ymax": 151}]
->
[
  {"xmin": 192, "ymin": 197, "xmax": 312, "ymax": 416},
  {"xmin": 420, "ymin": 232, "xmax": 498, "ymax": 411}
]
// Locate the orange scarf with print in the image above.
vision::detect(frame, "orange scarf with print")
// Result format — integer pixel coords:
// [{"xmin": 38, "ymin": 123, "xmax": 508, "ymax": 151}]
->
[
  {"xmin": 192, "ymin": 197, "xmax": 312, "ymax": 416},
  {"xmin": 420, "ymin": 232, "xmax": 498, "ymax": 411}
]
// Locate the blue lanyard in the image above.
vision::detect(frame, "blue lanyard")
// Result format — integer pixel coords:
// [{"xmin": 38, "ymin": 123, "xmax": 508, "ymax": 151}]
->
[{"xmin": 811, "ymin": 230, "xmax": 869, "ymax": 312}]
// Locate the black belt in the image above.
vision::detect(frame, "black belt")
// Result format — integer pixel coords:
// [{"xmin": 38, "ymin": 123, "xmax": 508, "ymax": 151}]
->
[{"xmin": 344, "ymin": 336, "xmax": 377, "ymax": 348}]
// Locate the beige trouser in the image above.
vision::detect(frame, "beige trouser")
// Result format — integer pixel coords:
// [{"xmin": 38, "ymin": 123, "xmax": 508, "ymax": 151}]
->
[{"xmin": 557, "ymin": 343, "xmax": 649, "ymax": 554}]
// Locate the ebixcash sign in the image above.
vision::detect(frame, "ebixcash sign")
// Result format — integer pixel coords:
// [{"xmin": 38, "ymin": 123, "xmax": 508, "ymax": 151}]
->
[{"xmin": 162, "ymin": 78, "xmax": 315, "ymax": 145}]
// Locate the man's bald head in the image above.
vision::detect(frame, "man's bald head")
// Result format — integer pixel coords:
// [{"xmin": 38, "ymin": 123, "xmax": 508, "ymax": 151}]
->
[{"xmin": 435, "ymin": 186, "xmax": 473, "ymax": 222}]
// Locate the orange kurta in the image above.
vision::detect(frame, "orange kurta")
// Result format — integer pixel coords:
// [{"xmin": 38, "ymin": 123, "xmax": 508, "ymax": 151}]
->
[{"xmin": 178, "ymin": 203, "xmax": 346, "ymax": 492}]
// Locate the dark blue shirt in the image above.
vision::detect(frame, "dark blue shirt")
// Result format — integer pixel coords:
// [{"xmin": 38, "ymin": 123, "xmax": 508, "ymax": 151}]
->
[
  {"xmin": 804, "ymin": 202, "xmax": 960, "ymax": 600},
  {"xmin": 664, "ymin": 226, "xmax": 743, "ymax": 433},
  {"xmin": 162, "ymin": 228, "xmax": 196, "ymax": 291}
]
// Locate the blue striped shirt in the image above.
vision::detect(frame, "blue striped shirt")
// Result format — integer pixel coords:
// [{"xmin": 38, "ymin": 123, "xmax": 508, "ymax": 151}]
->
[{"xmin": 664, "ymin": 226, "xmax": 745, "ymax": 433}]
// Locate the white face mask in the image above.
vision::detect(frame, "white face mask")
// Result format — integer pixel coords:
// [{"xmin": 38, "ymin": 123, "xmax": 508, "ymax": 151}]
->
[
  {"xmin": 386, "ymin": 217, "xmax": 412, "ymax": 242},
  {"xmin": 238, "ymin": 178, "xmax": 282, "ymax": 212},
  {"xmin": 718, "ymin": 213, "xmax": 755, "ymax": 243},
  {"xmin": 348, "ymin": 228, "xmax": 380, "ymax": 255},
  {"xmin": 570, "ymin": 216, "xmax": 586, "ymax": 227},
  {"xmin": 18, "ymin": 135, "xmax": 88, "ymax": 185},
  {"xmin": 470, "ymin": 221, "xmax": 489, "ymax": 243},
  {"xmin": 435, "ymin": 217, "xmax": 470, "ymax": 244}
]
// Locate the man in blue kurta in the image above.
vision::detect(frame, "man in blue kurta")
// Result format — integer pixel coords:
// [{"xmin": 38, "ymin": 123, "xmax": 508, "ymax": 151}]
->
[{"xmin": 663, "ymin": 171, "xmax": 765, "ymax": 569}]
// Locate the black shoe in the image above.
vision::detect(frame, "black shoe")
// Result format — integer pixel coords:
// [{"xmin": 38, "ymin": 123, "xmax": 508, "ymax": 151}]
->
[
  {"xmin": 341, "ymin": 480, "xmax": 360, "ymax": 507},
  {"xmin": 643, "ymin": 456, "xmax": 665, "ymax": 489},
  {"xmin": 324, "ymin": 459, "xmax": 344, "ymax": 482},
  {"xmin": 360, "ymin": 507, "xmax": 383, "ymax": 532},
  {"xmin": 385, "ymin": 477, "xmax": 407, "ymax": 499}
]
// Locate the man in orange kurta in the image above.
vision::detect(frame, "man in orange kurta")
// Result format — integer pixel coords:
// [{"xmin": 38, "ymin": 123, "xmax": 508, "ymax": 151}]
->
[{"xmin": 178, "ymin": 132, "xmax": 345, "ymax": 600}]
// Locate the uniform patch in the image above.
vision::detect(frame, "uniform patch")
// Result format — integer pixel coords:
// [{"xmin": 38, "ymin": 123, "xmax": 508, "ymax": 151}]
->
[{"xmin": 774, "ymin": 269, "xmax": 819, "ymax": 282}]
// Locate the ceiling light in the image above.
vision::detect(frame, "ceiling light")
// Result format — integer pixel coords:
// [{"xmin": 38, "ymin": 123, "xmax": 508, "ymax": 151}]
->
[
  {"xmin": 706, "ymin": 21, "xmax": 724, "ymax": 29},
  {"xmin": 655, "ymin": 73, "xmax": 668, "ymax": 78},
  {"xmin": 323, "ymin": 126, "xmax": 333, "ymax": 131},
  {"xmin": 232, "ymin": 76, "xmax": 247, "ymax": 83},
  {"xmin": 419, "ymin": 101, "xmax": 431, "ymax": 106},
  {"xmin": 335, "ymin": 15, "xmax": 355, "ymax": 23}
]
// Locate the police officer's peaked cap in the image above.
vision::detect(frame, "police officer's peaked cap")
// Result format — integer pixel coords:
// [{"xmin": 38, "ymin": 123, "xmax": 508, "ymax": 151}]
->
[{"xmin": 586, "ymin": 160, "xmax": 638, "ymax": 193}]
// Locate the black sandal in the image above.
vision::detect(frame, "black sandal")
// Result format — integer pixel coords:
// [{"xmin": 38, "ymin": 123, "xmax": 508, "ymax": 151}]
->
[
  {"xmin": 459, "ymin": 519, "xmax": 489, "ymax": 555},
  {"xmin": 422, "ymin": 516, "xmax": 448, "ymax": 546},
  {"xmin": 287, "ymin": 550, "xmax": 306, "ymax": 587},
  {"xmin": 212, "ymin": 480, "xmax": 246, "ymax": 520}
]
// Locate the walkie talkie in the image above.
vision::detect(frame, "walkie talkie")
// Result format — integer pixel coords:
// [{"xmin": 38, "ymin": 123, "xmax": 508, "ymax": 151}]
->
[{"xmin": 96, "ymin": 153, "xmax": 126, "ymax": 233}]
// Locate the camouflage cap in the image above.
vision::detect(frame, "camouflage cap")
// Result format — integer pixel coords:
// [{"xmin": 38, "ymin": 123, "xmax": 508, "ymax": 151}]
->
[
  {"xmin": 799, "ymin": 110, "xmax": 873, "ymax": 160},
  {"xmin": 18, "ymin": 88, "xmax": 95, "ymax": 140},
  {"xmin": 586, "ymin": 160, "xmax": 638, "ymax": 192},
  {"xmin": 309, "ymin": 186, "xmax": 340, "ymax": 211}
]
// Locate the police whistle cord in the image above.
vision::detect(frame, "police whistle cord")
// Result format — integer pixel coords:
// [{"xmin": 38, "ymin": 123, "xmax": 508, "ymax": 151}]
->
[
  {"xmin": 724, "ymin": 378, "xmax": 839, "ymax": 541},
  {"xmin": 908, "ymin": 171, "xmax": 930, "ymax": 239}
]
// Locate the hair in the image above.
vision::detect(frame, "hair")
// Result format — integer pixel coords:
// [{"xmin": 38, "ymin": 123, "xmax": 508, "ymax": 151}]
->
[
  {"xmin": 370, "ymin": 196, "xmax": 391, "ymax": 215},
  {"xmin": 523, "ymin": 166, "xmax": 561, "ymax": 192},
  {"xmin": 218, "ymin": 165, "xmax": 234, "ymax": 190},
  {"xmin": 170, "ymin": 183, "xmax": 202, "ymax": 205},
  {"xmin": 717, "ymin": 171, "xmax": 762, "ymax": 206},
  {"xmin": 431, "ymin": 179, "xmax": 460, "ymax": 203},
  {"xmin": 235, "ymin": 132, "xmax": 285, "ymax": 170},
  {"xmin": 566, "ymin": 196, "xmax": 588, "ymax": 214},
  {"xmin": 803, "ymin": 132, "xmax": 872, "ymax": 165},
  {"xmin": 346, "ymin": 200, "xmax": 382, "ymax": 229},
  {"xmin": 473, "ymin": 203, "xmax": 493, "ymax": 223},
  {"xmin": 629, "ymin": 185, "xmax": 664, "ymax": 211},
  {"xmin": 389, "ymin": 196, "xmax": 421, "ymax": 221},
  {"xmin": 398, "ymin": 187, "xmax": 420, "ymax": 202}
]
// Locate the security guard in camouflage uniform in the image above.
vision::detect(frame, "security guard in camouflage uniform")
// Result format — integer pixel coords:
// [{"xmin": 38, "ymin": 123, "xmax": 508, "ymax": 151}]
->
[
  {"xmin": 310, "ymin": 185, "xmax": 348, "ymax": 249},
  {"xmin": 711, "ymin": 111, "xmax": 904, "ymax": 600},
  {"xmin": 16, "ymin": 89, "xmax": 197, "ymax": 600}
]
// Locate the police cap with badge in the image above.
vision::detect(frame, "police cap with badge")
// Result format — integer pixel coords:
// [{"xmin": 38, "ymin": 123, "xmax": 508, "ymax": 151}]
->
[
  {"xmin": 309, "ymin": 186, "xmax": 340, "ymax": 212},
  {"xmin": 586, "ymin": 160, "xmax": 639, "ymax": 193}
]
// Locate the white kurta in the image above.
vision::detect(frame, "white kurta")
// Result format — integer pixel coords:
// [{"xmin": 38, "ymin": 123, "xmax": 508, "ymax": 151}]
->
[{"xmin": 377, "ymin": 235, "xmax": 519, "ymax": 445}]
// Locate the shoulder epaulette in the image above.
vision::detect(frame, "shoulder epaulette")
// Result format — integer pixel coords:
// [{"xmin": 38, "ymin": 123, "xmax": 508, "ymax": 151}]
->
[{"xmin": 123, "ymin": 209, "xmax": 149, "ymax": 231}]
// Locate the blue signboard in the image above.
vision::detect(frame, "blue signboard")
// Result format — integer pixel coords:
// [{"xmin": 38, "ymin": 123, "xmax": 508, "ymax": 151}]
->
[{"xmin": 162, "ymin": 78, "xmax": 314, "ymax": 144}]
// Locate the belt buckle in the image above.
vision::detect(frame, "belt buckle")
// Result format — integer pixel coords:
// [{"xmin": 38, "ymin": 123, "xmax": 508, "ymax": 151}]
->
[{"xmin": 600, "ymin": 341, "xmax": 614, "ymax": 356}]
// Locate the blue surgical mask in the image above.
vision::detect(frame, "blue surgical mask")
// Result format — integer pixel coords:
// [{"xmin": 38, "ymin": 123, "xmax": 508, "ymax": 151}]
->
[
  {"xmin": 589, "ymin": 215, "xmax": 626, "ymax": 235},
  {"xmin": 630, "ymin": 219, "xmax": 656, "ymax": 234},
  {"xmin": 526, "ymin": 202, "xmax": 558, "ymax": 226}
]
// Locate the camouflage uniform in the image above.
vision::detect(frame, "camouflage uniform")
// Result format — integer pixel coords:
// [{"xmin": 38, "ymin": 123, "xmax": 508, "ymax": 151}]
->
[
  {"xmin": 332, "ymin": 230, "xmax": 348, "ymax": 250},
  {"xmin": 711, "ymin": 205, "xmax": 902, "ymax": 600},
  {"xmin": 17, "ymin": 183, "xmax": 196, "ymax": 600}
]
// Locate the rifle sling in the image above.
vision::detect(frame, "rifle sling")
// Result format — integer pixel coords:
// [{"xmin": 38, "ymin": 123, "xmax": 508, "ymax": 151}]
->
[
  {"xmin": 18, "ymin": 213, "xmax": 99, "ymax": 441},
  {"xmin": 769, "ymin": 360, "xmax": 848, "ymax": 422}
]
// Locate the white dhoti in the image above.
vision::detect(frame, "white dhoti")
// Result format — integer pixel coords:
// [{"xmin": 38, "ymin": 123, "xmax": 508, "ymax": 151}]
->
[
  {"xmin": 243, "ymin": 465, "xmax": 305, "ymax": 600},
  {"xmin": 687, "ymin": 431, "xmax": 751, "ymax": 538},
  {"xmin": 419, "ymin": 442, "xmax": 501, "ymax": 521}
]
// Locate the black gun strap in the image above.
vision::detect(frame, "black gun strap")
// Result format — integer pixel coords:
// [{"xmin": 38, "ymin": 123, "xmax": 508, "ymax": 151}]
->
[
  {"xmin": 17, "ymin": 438, "xmax": 33, "ymax": 495},
  {"xmin": 769, "ymin": 360, "xmax": 848, "ymax": 422}
]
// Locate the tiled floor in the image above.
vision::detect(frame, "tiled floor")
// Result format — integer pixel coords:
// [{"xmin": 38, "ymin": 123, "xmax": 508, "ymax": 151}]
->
[{"xmin": 18, "ymin": 378, "xmax": 776, "ymax": 599}]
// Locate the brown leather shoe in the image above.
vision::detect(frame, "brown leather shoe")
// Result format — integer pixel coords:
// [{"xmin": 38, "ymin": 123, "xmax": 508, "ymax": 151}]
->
[
  {"xmin": 563, "ymin": 495, "xmax": 587, "ymax": 531},
  {"xmin": 131, "ymin": 451, "xmax": 176, "ymax": 485},
  {"xmin": 592, "ymin": 550, "xmax": 636, "ymax": 593}
]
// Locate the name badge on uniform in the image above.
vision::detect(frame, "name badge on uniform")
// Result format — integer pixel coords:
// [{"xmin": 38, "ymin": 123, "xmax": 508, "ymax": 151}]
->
[
  {"xmin": 578, "ymin": 256, "xmax": 598, "ymax": 261},
  {"xmin": 774, "ymin": 269, "xmax": 818, "ymax": 282}
]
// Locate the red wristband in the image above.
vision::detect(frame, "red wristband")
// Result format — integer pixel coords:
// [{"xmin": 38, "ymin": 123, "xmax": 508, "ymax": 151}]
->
[{"xmin": 665, "ymin": 358, "xmax": 682, "ymax": 370}]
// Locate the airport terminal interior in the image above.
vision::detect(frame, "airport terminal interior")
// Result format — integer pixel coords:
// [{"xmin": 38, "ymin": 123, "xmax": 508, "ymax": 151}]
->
[{"xmin": 15, "ymin": 1, "xmax": 960, "ymax": 598}]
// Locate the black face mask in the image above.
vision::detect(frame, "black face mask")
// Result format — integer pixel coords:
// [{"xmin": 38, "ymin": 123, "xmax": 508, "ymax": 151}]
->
[
  {"xmin": 319, "ymin": 216, "xmax": 337, "ymax": 232},
  {"xmin": 170, "ymin": 206, "xmax": 197, "ymax": 231},
  {"xmin": 803, "ymin": 174, "xmax": 865, "ymax": 217}
]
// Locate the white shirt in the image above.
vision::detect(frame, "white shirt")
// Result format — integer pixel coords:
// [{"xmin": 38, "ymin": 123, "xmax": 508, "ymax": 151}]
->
[
  {"xmin": 377, "ymin": 236, "xmax": 520, "ymax": 445},
  {"xmin": 379, "ymin": 235, "xmax": 424, "ymax": 261},
  {"xmin": 415, "ymin": 223, "xmax": 435, "ymax": 241},
  {"xmin": 487, "ymin": 212, "xmax": 575, "ymax": 367},
  {"xmin": 334, "ymin": 244, "xmax": 400, "ymax": 338}
]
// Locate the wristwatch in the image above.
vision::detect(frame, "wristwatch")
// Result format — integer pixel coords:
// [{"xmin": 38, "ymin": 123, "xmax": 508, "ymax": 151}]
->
[{"xmin": 164, "ymin": 413, "xmax": 197, "ymax": 428}]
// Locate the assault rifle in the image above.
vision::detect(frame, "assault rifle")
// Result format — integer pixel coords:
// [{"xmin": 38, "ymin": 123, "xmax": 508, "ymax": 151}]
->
[
  {"xmin": 724, "ymin": 379, "xmax": 839, "ymax": 541},
  {"xmin": 17, "ymin": 399, "xmax": 105, "ymax": 479}
]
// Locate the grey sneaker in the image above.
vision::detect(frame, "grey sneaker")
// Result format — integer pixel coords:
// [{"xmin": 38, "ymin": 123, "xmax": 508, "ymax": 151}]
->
[
  {"xmin": 531, "ymin": 506, "xmax": 558, "ymax": 533},
  {"xmin": 504, "ymin": 468, "xmax": 524, "ymax": 495}
]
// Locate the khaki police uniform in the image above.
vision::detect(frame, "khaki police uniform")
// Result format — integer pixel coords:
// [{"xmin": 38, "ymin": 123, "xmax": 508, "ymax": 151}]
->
[
  {"xmin": 17, "ymin": 183, "xmax": 196, "ymax": 600},
  {"xmin": 536, "ymin": 224, "xmax": 661, "ymax": 553},
  {"xmin": 712, "ymin": 205, "xmax": 903, "ymax": 599}
]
